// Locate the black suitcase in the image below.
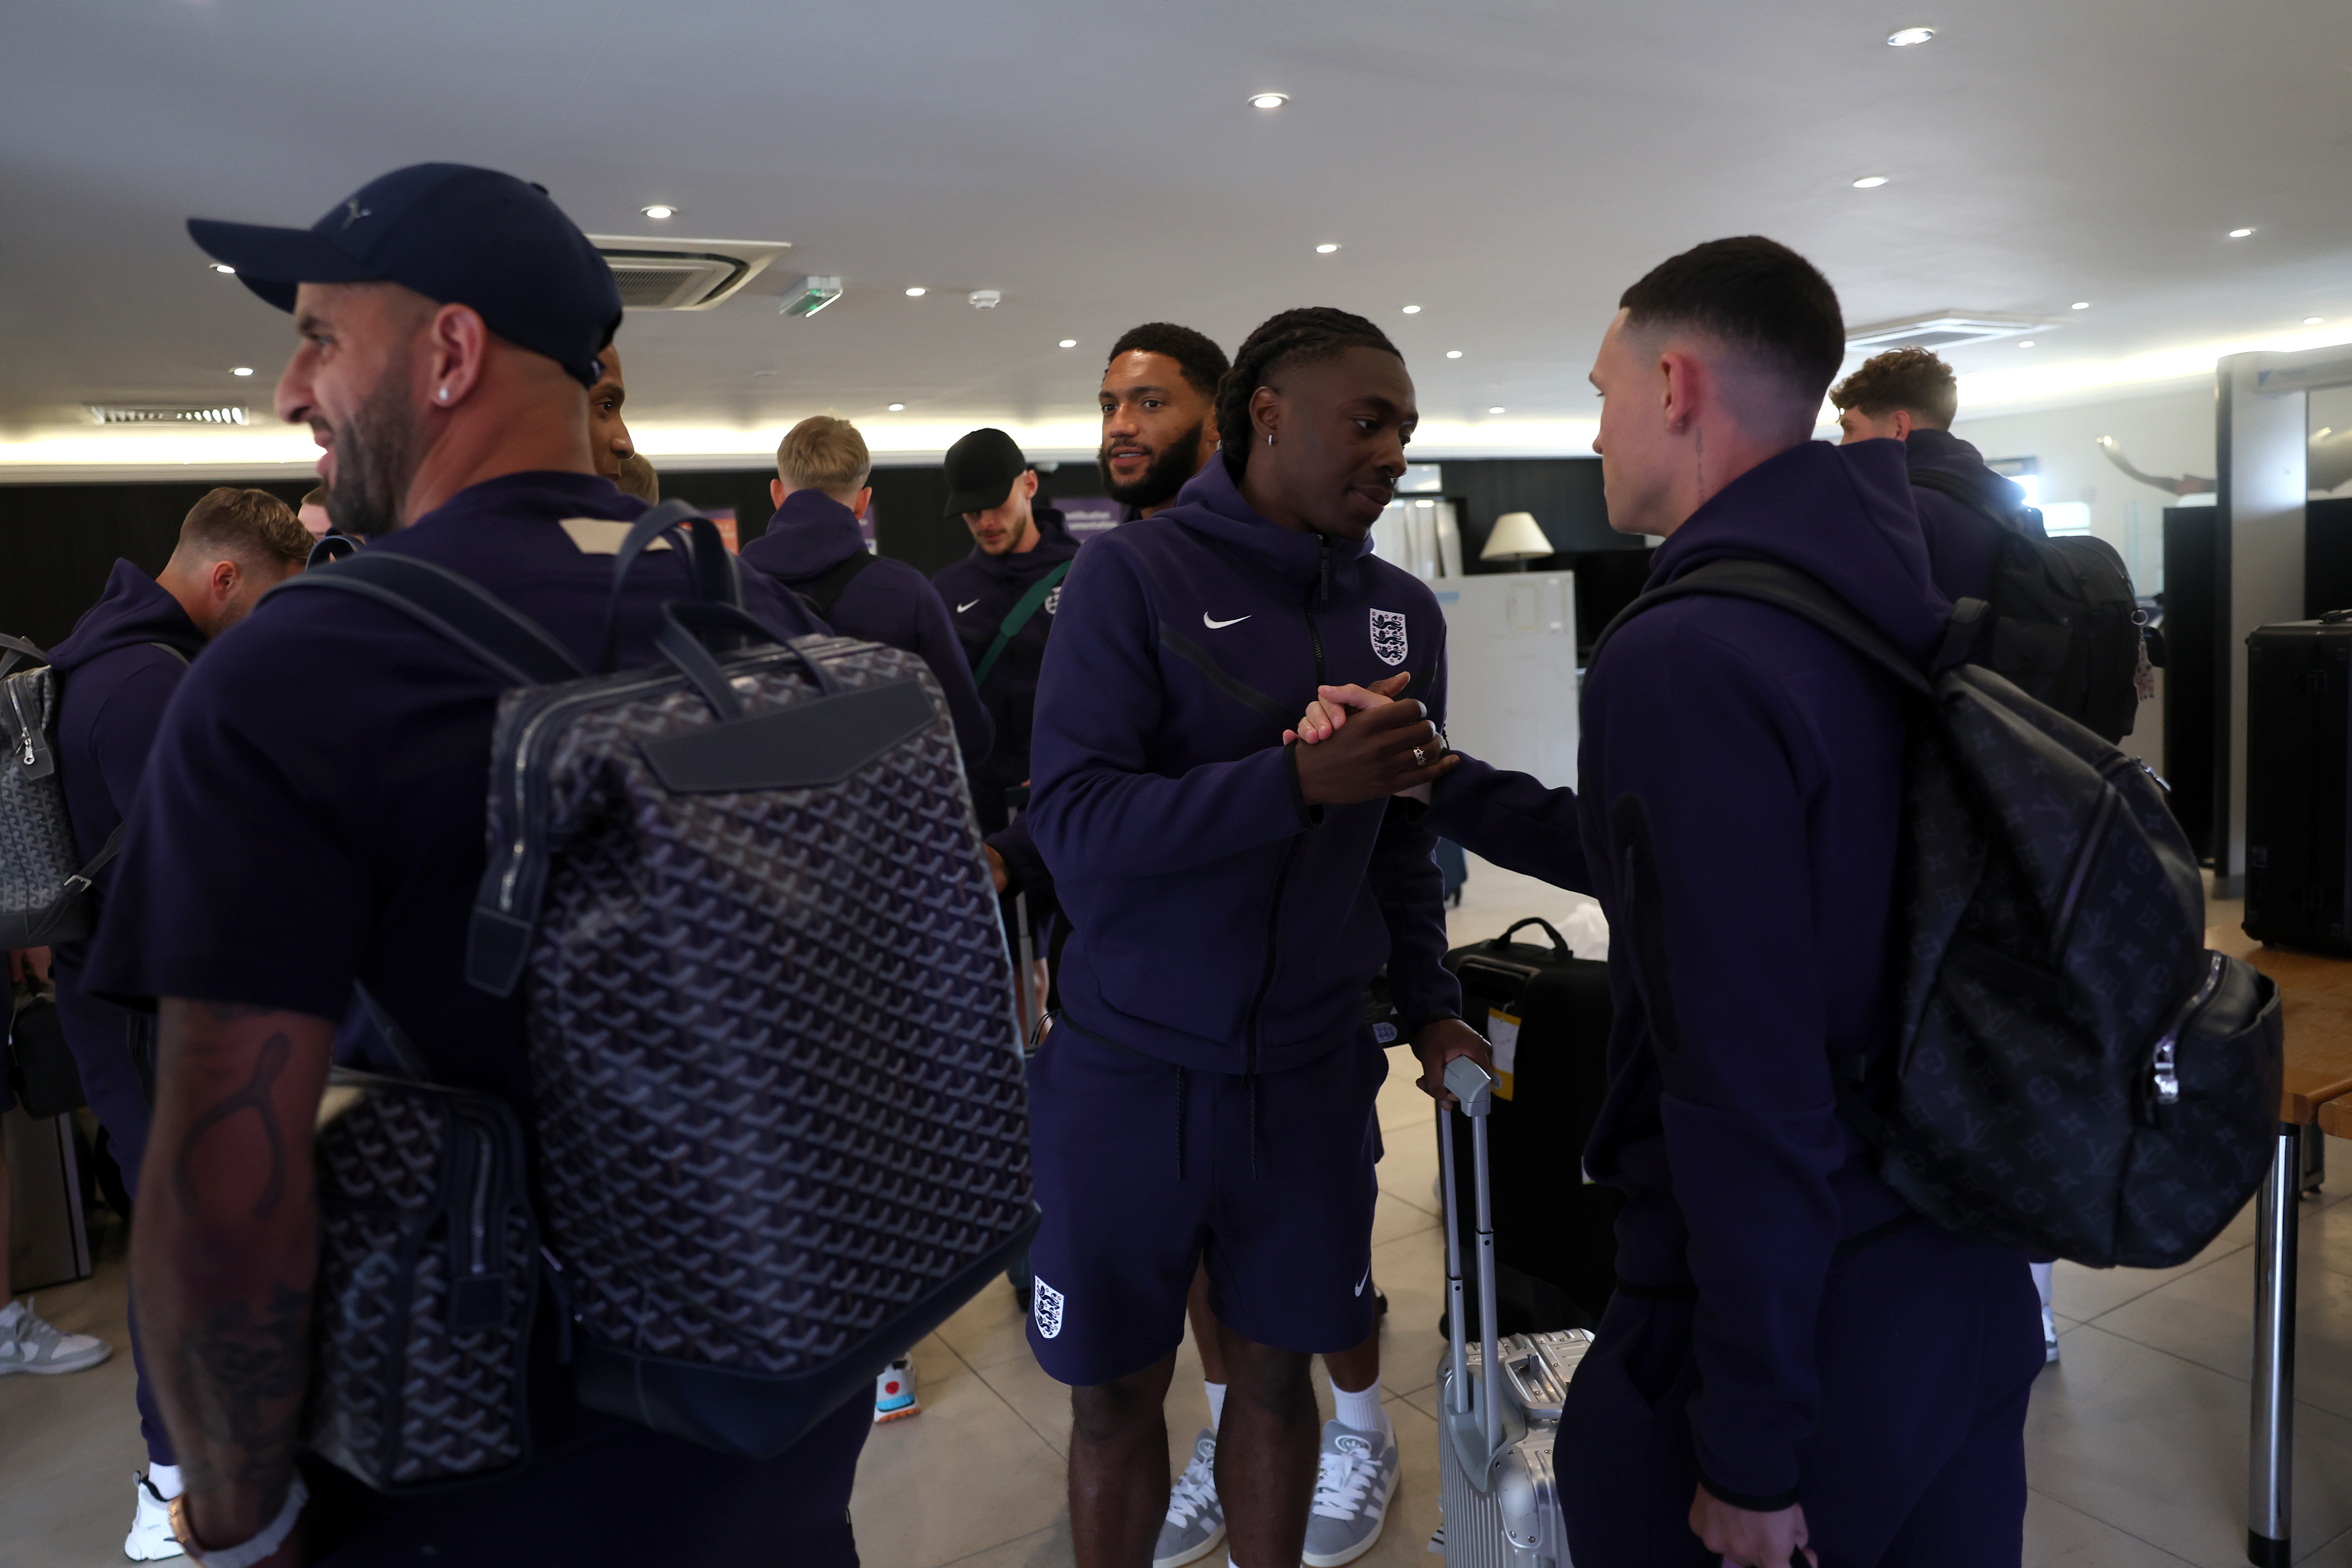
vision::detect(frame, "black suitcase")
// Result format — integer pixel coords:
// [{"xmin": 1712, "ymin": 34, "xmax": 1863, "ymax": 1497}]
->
[
  {"xmin": 1438, "ymin": 918, "xmax": 1620, "ymax": 1334},
  {"xmin": 2245, "ymin": 618, "xmax": 2352, "ymax": 953}
]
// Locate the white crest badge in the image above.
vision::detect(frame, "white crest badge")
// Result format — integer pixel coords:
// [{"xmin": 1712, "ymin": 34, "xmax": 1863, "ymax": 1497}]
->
[
  {"xmin": 1369, "ymin": 608, "xmax": 1409, "ymax": 667},
  {"xmin": 1033, "ymin": 1275, "xmax": 1066, "ymax": 1339},
  {"xmin": 1044, "ymin": 585, "xmax": 1062, "ymax": 617}
]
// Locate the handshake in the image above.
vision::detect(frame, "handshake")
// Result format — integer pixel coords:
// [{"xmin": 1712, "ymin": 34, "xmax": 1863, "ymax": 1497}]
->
[{"xmin": 1288, "ymin": 672, "xmax": 1458, "ymax": 808}]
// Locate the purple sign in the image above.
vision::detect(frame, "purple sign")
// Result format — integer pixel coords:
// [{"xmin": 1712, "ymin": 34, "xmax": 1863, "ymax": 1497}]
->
[{"xmin": 1059, "ymin": 498, "xmax": 1120, "ymax": 538}]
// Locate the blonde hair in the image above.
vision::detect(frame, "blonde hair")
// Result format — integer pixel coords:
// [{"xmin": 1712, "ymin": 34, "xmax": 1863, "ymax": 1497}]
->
[
  {"xmin": 178, "ymin": 487, "xmax": 311, "ymax": 569},
  {"xmin": 777, "ymin": 416, "xmax": 872, "ymax": 502}
]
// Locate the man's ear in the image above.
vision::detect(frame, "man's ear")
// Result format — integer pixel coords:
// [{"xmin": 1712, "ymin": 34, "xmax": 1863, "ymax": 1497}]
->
[
  {"xmin": 210, "ymin": 558, "xmax": 240, "ymax": 601},
  {"xmin": 422, "ymin": 302, "xmax": 491, "ymax": 410},
  {"xmin": 771, "ymin": 477, "xmax": 786, "ymax": 509},
  {"xmin": 1249, "ymin": 384, "xmax": 1281, "ymax": 445},
  {"xmin": 850, "ymin": 485, "xmax": 873, "ymax": 519},
  {"xmin": 1019, "ymin": 470, "xmax": 1040, "ymax": 500},
  {"xmin": 1658, "ymin": 350, "xmax": 1703, "ymax": 437},
  {"xmin": 1891, "ymin": 408, "xmax": 1915, "ymax": 441}
]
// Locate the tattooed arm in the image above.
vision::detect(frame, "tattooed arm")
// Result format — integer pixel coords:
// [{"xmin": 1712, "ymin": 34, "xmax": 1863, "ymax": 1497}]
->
[{"xmin": 132, "ymin": 999, "xmax": 336, "ymax": 1558}]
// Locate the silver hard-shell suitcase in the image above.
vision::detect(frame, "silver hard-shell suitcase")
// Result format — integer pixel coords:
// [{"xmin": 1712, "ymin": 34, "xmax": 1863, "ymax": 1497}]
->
[{"xmin": 1434, "ymin": 1057, "xmax": 1592, "ymax": 1568}]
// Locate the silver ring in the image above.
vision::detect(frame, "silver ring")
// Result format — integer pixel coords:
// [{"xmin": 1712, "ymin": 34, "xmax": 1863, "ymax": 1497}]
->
[{"xmin": 1412, "ymin": 747, "xmax": 1427, "ymax": 768}]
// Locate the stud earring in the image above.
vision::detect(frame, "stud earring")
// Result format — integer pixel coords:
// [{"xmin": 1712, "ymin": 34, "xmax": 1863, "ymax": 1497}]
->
[
  {"xmin": 1265, "ymin": 432, "xmax": 1275, "ymax": 447},
  {"xmin": 437, "ymin": 387, "xmax": 450, "ymax": 403}
]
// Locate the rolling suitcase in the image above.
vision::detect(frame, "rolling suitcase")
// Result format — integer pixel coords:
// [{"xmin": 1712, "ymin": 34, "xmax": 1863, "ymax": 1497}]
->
[
  {"xmin": 1433, "ymin": 1056, "xmax": 1593, "ymax": 1568},
  {"xmin": 2245, "ymin": 617, "xmax": 2352, "ymax": 953},
  {"xmin": 1440, "ymin": 919, "xmax": 1619, "ymax": 1333}
]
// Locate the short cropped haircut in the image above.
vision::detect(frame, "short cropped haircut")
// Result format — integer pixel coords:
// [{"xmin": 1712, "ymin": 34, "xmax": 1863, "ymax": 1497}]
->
[
  {"xmin": 1216, "ymin": 308, "xmax": 1402, "ymax": 480},
  {"xmin": 178, "ymin": 487, "xmax": 310, "ymax": 569},
  {"xmin": 777, "ymin": 415, "xmax": 872, "ymax": 498},
  {"xmin": 299, "ymin": 485, "xmax": 328, "ymax": 510},
  {"xmin": 1107, "ymin": 323, "xmax": 1230, "ymax": 401},
  {"xmin": 1619, "ymin": 236, "xmax": 1846, "ymax": 406},
  {"xmin": 1831, "ymin": 346, "xmax": 1959, "ymax": 429}
]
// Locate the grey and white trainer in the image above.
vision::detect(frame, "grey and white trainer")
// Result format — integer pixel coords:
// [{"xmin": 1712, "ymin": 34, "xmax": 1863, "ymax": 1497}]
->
[
  {"xmin": 0, "ymin": 1297, "xmax": 110, "ymax": 1376},
  {"xmin": 1153, "ymin": 1428, "xmax": 1226, "ymax": 1568},
  {"xmin": 1302, "ymin": 1418, "xmax": 1401, "ymax": 1567}
]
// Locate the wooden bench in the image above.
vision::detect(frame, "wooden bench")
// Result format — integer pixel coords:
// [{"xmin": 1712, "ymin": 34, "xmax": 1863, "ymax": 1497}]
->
[{"xmin": 2206, "ymin": 923, "xmax": 2352, "ymax": 1567}]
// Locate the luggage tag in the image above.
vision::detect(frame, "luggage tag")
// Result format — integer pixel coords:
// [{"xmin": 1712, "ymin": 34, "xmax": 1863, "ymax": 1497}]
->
[{"xmin": 1484, "ymin": 1007, "xmax": 1520, "ymax": 1100}]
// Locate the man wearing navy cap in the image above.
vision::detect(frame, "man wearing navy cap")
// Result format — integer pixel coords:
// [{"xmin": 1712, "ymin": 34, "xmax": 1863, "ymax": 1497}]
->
[{"xmin": 88, "ymin": 164, "xmax": 854, "ymax": 1568}]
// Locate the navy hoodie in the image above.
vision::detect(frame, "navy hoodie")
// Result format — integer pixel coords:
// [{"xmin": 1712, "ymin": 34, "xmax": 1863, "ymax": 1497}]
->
[
  {"xmin": 932, "ymin": 504, "xmax": 1079, "ymax": 834},
  {"xmin": 740, "ymin": 489, "xmax": 994, "ymax": 775},
  {"xmin": 45, "ymin": 561, "xmax": 207, "ymax": 1082},
  {"xmin": 1424, "ymin": 440, "xmax": 1963, "ymax": 1507},
  {"xmin": 1900, "ymin": 426, "xmax": 2038, "ymax": 611},
  {"xmin": 1028, "ymin": 458, "xmax": 1460, "ymax": 1074}
]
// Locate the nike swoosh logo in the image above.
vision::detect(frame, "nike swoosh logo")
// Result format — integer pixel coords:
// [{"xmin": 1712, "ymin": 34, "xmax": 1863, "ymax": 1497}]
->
[
  {"xmin": 957, "ymin": 599, "xmax": 982, "ymax": 613},
  {"xmin": 1203, "ymin": 613, "xmax": 1250, "ymax": 629},
  {"xmin": 1355, "ymin": 1269, "xmax": 1370, "ymax": 1297}
]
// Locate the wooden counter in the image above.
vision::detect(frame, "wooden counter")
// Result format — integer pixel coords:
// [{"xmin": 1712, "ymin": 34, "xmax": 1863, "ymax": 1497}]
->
[{"xmin": 2208, "ymin": 904, "xmax": 2352, "ymax": 1125}]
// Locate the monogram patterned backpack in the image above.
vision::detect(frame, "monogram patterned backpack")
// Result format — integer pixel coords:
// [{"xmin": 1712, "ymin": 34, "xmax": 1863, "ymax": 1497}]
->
[{"xmin": 1594, "ymin": 558, "xmax": 2282, "ymax": 1269}]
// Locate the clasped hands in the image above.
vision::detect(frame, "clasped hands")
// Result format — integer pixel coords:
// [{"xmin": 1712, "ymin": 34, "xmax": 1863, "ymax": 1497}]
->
[{"xmin": 1287, "ymin": 672, "xmax": 1459, "ymax": 807}]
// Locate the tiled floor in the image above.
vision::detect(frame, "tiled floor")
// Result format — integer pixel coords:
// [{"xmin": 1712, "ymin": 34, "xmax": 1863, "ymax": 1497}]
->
[{"xmin": 5, "ymin": 856, "xmax": 2350, "ymax": 1566}]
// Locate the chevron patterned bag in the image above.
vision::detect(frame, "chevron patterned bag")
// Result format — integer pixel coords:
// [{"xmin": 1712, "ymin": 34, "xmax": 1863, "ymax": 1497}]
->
[{"xmin": 274, "ymin": 504, "xmax": 1035, "ymax": 1466}]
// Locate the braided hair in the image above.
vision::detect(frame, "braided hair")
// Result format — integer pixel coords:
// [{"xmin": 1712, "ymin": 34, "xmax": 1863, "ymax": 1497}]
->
[{"xmin": 1216, "ymin": 307, "xmax": 1403, "ymax": 480}]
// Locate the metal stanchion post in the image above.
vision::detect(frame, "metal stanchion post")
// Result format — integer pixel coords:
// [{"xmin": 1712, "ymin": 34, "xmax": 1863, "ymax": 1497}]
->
[{"xmin": 2248, "ymin": 1122, "xmax": 2299, "ymax": 1568}]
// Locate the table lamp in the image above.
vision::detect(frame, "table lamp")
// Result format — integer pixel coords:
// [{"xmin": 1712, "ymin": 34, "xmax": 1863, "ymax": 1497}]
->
[{"xmin": 1480, "ymin": 511, "xmax": 1552, "ymax": 572}]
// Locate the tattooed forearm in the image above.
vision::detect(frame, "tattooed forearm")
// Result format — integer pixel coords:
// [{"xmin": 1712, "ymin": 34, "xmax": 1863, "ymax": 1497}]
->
[
  {"xmin": 177, "ymin": 1281, "xmax": 313, "ymax": 1497},
  {"xmin": 172, "ymin": 1030, "xmax": 293, "ymax": 1220}
]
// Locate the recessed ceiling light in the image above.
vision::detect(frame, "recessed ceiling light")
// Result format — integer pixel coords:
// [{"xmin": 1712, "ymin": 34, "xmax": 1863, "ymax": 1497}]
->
[
  {"xmin": 1315, "ymin": 243, "xmax": 1340, "ymax": 254},
  {"xmin": 1446, "ymin": 350, "xmax": 1464, "ymax": 359},
  {"xmin": 231, "ymin": 366, "xmax": 253, "ymax": 376},
  {"xmin": 1487, "ymin": 407, "xmax": 1506, "ymax": 415},
  {"xmin": 1887, "ymin": 26, "xmax": 1935, "ymax": 45},
  {"xmin": 1401, "ymin": 304, "xmax": 1422, "ymax": 314},
  {"xmin": 210, "ymin": 263, "xmax": 236, "ymax": 275},
  {"xmin": 2229, "ymin": 227, "xmax": 2255, "ymax": 238},
  {"xmin": 1059, "ymin": 339, "xmax": 1078, "ymax": 348},
  {"xmin": 904, "ymin": 287, "xmax": 926, "ymax": 297},
  {"xmin": 640, "ymin": 204, "xmax": 677, "ymax": 220},
  {"xmin": 887, "ymin": 403, "xmax": 905, "ymax": 411},
  {"xmin": 2071, "ymin": 301, "xmax": 2091, "ymax": 310},
  {"xmin": 1852, "ymin": 175, "xmax": 1890, "ymax": 189},
  {"xmin": 1250, "ymin": 93, "xmax": 1288, "ymax": 110},
  {"xmin": 2019, "ymin": 340, "xmax": 2036, "ymax": 349},
  {"xmin": 2307, "ymin": 316, "xmax": 2327, "ymax": 326}
]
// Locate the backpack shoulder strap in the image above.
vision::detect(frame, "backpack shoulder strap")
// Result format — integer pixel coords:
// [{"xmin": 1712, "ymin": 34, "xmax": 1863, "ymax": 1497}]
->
[
  {"xmin": 1588, "ymin": 557, "xmax": 1934, "ymax": 696},
  {"xmin": 0, "ymin": 633, "xmax": 46, "ymax": 679},
  {"xmin": 269, "ymin": 552, "xmax": 586, "ymax": 687},
  {"xmin": 1910, "ymin": 468, "xmax": 2026, "ymax": 532},
  {"xmin": 973, "ymin": 559, "xmax": 1072, "ymax": 689},
  {"xmin": 799, "ymin": 549, "xmax": 879, "ymax": 619}
]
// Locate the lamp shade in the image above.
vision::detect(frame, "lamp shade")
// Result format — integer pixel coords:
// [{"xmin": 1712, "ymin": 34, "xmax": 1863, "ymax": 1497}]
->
[{"xmin": 1481, "ymin": 511, "xmax": 1553, "ymax": 561}]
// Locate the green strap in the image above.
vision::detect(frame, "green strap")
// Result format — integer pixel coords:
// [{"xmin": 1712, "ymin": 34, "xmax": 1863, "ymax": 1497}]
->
[{"xmin": 972, "ymin": 561, "xmax": 1071, "ymax": 689}]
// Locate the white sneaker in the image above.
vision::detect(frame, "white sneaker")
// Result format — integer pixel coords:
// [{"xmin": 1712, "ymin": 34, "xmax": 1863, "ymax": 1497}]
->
[
  {"xmin": 2043, "ymin": 1303, "xmax": 2061, "ymax": 1365},
  {"xmin": 1153, "ymin": 1429, "xmax": 1226, "ymax": 1568},
  {"xmin": 0, "ymin": 1297, "xmax": 111, "ymax": 1376},
  {"xmin": 874, "ymin": 1356, "xmax": 920, "ymax": 1423},
  {"xmin": 125, "ymin": 1473, "xmax": 186, "ymax": 1561},
  {"xmin": 1302, "ymin": 1418, "xmax": 1401, "ymax": 1567}
]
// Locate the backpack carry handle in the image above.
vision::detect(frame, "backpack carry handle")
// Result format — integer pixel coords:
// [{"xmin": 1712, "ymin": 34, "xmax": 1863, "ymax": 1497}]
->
[
  {"xmin": 655, "ymin": 601, "xmax": 844, "ymax": 719},
  {"xmin": 0, "ymin": 633, "xmax": 46, "ymax": 680},
  {"xmin": 1492, "ymin": 917, "xmax": 1571, "ymax": 961},
  {"xmin": 600, "ymin": 501, "xmax": 741, "ymax": 671}
]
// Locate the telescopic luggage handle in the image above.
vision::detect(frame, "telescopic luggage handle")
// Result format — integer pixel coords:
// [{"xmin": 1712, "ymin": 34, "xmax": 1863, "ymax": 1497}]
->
[{"xmin": 1440, "ymin": 1057, "xmax": 1504, "ymax": 1470}]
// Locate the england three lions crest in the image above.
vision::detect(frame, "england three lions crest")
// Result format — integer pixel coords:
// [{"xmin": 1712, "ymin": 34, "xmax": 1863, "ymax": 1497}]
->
[
  {"xmin": 1369, "ymin": 608, "xmax": 1409, "ymax": 667},
  {"xmin": 1033, "ymin": 1275, "xmax": 1066, "ymax": 1339}
]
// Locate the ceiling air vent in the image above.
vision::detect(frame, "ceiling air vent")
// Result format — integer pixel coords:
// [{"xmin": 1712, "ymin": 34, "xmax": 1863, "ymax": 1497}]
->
[
  {"xmin": 87, "ymin": 405, "xmax": 247, "ymax": 425},
  {"xmin": 1844, "ymin": 312, "xmax": 2045, "ymax": 352},
  {"xmin": 587, "ymin": 236, "xmax": 790, "ymax": 311}
]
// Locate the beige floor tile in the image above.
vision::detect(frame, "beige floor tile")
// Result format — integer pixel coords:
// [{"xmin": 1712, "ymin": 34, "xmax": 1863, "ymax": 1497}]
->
[
  {"xmin": 1377, "ymin": 1052, "xmax": 1439, "ymax": 1135},
  {"xmin": 2089, "ymin": 1226, "xmax": 2352, "ymax": 1422},
  {"xmin": 1367, "ymin": 1225, "xmax": 1449, "ymax": 1399},
  {"xmin": 2301, "ymin": 1524, "xmax": 2352, "ymax": 1566},
  {"xmin": 850, "ymin": 1363, "xmax": 1069, "ymax": 1568},
  {"xmin": 2022, "ymin": 1323, "xmax": 2352, "ymax": 1568},
  {"xmin": 1371, "ymin": 1188, "xmax": 1440, "ymax": 1249},
  {"xmin": 940, "ymin": 1519, "xmax": 1073, "ymax": 1567},
  {"xmin": 2022, "ymin": 1487, "xmax": 2197, "ymax": 1567},
  {"xmin": 977, "ymin": 1342, "xmax": 1078, "ymax": 1459},
  {"xmin": 0, "ymin": 1248, "xmax": 148, "ymax": 1568},
  {"xmin": 1377, "ymin": 1121, "xmax": 1443, "ymax": 1222},
  {"xmin": 2054, "ymin": 1229, "xmax": 2248, "ymax": 1323},
  {"xmin": 936, "ymin": 1268, "xmax": 1041, "ymax": 1373}
]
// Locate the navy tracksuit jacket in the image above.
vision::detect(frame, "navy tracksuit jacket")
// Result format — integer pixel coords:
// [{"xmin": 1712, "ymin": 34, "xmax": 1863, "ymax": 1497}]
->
[
  {"xmin": 47, "ymin": 558, "xmax": 207, "ymax": 1467},
  {"xmin": 1028, "ymin": 457, "xmax": 1459, "ymax": 1073},
  {"xmin": 1421, "ymin": 441, "xmax": 2041, "ymax": 1561},
  {"xmin": 739, "ymin": 489, "xmax": 995, "ymax": 778}
]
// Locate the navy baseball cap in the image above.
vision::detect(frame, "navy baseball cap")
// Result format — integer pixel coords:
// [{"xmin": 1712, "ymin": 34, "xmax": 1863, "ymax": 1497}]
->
[{"xmin": 187, "ymin": 163, "xmax": 622, "ymax": 387}]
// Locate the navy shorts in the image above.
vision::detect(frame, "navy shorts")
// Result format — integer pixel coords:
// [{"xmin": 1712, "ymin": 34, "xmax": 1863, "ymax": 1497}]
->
[{"xmin": 1025, "ymin": 1023, "xmax": 1388, "ymax": 1386}]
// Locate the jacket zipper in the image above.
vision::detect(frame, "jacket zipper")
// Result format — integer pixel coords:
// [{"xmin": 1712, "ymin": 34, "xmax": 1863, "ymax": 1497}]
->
[
  {"xmin": 1303, "ymin": 534, "xmax": 1330, "ymax": 684},
  {"xmin": 1243, "ymin": 839, "xmax": 1303, "ymax": 1078}
]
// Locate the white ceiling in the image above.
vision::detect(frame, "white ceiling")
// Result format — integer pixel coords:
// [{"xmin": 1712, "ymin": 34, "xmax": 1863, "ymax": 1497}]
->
[{"xmin": 6, "ymin": 0, "xmax": 2352, "ymax": 473}]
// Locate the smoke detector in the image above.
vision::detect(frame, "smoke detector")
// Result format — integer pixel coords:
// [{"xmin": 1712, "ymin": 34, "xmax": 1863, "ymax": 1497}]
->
[
  {"xmin": 587, "ymin": 235, "xmax": 789, "ymax": 311},
  {"xmin": 87, "ymin": 405, "xmax": 247, "ymax": 425},
  {"xmin": 781, "ymin": 276, "xmax": 844, "ymax": 318},
  {"xmin": 969, "ymin": 289, "xmax": 1002, "ymax": 310},
  {"xmin": 1844, "ymin": 312, "xmax": 2046, "ymax": 352}
]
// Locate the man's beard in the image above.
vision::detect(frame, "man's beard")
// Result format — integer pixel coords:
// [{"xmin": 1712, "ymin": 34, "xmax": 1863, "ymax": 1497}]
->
[
  {"xmin": 1099, "ymin": 421, "xmax": 1205, "ymax": 511},
  {"xmin": 326, "ymin": 348, "xmax": 428, "ymax": 539}
]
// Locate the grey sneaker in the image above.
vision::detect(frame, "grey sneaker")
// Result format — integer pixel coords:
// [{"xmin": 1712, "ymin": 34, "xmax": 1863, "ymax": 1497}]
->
[
  {"xmin": 0, "ymin": 1297, "xmax": 110, "ymax": 1376},
  {"xmin": 1153, "ymin": 1429, "xmax": 1226, "ymax": 1568},
  {"xmin": 1303, "ymin": 1418, "xmax": 1401, "ymax": 1567}
]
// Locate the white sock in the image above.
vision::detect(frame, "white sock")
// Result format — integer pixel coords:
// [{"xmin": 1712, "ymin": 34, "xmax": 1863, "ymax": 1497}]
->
[
  {"xmin": 1204, "ymin": 1379, "xmax": 1227, "ymax": 1432},
  {"xmin": 2030, "ymin": 1261, "xmax": 2056, "ymax": 1311},
  {"xmin": 1331, "ymin": 1377, "xmax": 1392, "ymax": 1440},
  {"xmin": 147, "ymin": 1464, "xmax": 183, "ymax": 1501}
]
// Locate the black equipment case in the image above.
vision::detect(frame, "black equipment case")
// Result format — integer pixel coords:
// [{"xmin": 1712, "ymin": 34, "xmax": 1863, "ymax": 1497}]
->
[
  {"xmin": 1438, "ymin": 918, "xmax": 1619, "ymax": 1334},
  {"xmin": 2245, "ymin": 618, "xmax": 2352, "ymax": 953}
]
